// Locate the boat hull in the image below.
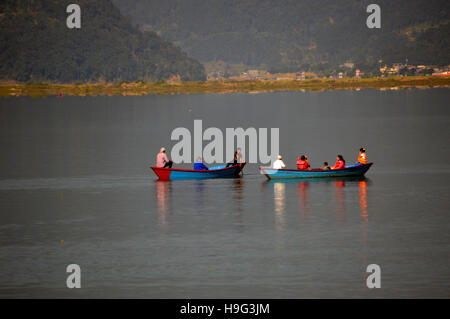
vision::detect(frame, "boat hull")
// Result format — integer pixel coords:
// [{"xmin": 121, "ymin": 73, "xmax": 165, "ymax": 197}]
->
[
  {"xmin": 260, "ymin": 163, "xmax": 373, "ymax": 180},
  {"xmin": 151, "ymin": 163, "xmax": 246, "ymax": 181}
]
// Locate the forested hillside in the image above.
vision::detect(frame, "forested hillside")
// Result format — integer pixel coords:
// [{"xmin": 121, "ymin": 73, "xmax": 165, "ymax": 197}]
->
[
  {"xmin": 0, "ymin": 0, "xmax": 206, "ymax": 82},
  {"xmin": 113, "ymin": 0, "xmax": 450, "ymax": 72}
]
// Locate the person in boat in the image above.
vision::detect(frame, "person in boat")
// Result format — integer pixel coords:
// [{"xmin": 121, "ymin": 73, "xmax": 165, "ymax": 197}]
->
[
  {"xmin": 357, "ymin": 147, "xmax": 367, "ymax": 164},
  {"xmin": 225, "ymin": 148, "xmax": 243, "ymax": 167},
  {"xmin": 322, "ymin": 162, "xmax": 331, "ymax": 170},
  {"xmin": 332, "ymin": 155, "xmax": 346, "ymax": 170},
  {"xmin": 156, "ymin": 147, "xmax": 173, "ymax": 168},
  {"xmin": 296, "ymin": 155, "xmax": 310, "ymax": 170},
  {"xmin": 194, "ymin": 157, "xmax": 209, "ymax": 170},
  {"xmin": 273, "ymin": 155, "xmax": 286, "ymax": 169}
]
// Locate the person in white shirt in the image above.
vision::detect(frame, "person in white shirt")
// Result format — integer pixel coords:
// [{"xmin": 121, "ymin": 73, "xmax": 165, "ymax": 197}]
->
[{"xmin": 272, "ymin": 155, "xmax": 286, "ymax": 169}]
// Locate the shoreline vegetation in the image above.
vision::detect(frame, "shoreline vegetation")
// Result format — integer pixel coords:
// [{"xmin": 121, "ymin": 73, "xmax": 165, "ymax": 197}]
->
[{"xmin": 1, "ymin": 76, "xmax": 449, "ymax": 97}]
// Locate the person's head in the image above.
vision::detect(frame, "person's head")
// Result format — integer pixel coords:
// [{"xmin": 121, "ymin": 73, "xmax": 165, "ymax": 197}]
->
[
  {"xmin": 237, "ymin": 148, "xmax": 241, "ymax": 154},
  {"xmin": 300, "ymin": 155, "xmax": 306, "ymax": 161},
  {"xmin": 337, "ymin": 154, "xmax": 345, "ymax": 162},
  {"xmin": 196, "ymin": 156, "xmax": 202, "ymax": 162},
  {"xmin": 323, "ymin": 162, "xmax": 328, "ymax": 166},
  {"xmin": 278, "ymin": 155, "xmax": 282, "ymax": 160},
  {"xmin": 160, "ymin": 147, "xmax": 166, "ymax": 153},
  {"xmin": 360, "ymin": 147, "xmax": 366, "ymax": 153}
]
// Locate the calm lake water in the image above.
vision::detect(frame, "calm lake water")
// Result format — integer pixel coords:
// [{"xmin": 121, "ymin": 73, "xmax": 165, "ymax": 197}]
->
[{"xmin": 0, "ymin": 88, "xmax": 449, "ymax": 298}]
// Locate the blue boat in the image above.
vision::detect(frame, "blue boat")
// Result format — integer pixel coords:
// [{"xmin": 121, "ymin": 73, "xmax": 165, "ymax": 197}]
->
[
  {"xmin": 259, "ymin": 163, "xmax": 373, "ymax": 180},
  {"xmin": 151, "ymin": 163, "xmax": 246, "ymax": 180}
]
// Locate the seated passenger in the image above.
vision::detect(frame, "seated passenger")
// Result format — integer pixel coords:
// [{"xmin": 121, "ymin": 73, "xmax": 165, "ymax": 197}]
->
[
  {"xmin": 273, "ymin": 155, "xmax": 286, "ymax": 169},
  {"xmin": 357, "ymin": 147, "xmax": 367, "ymax": 164},
  {"xmin": 156, "ymin": 147, "xmax": 173, "ymax": 168},
  {"xmin": 296, "ymin": 155, "xmax": 310, "ymax": 170},
  {"xmin": 193, "ymin": 157, "xmax": 209, "ymax": 170},
  {"xmin": 322, "ymin": 162, "xmax": 331, "ymax": 170},
  {"xmin": 332, "ymin": 155, "xmax": 346, "ymax": 170}
]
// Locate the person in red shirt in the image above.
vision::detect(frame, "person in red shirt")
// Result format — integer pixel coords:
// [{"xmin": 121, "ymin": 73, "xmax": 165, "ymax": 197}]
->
[
  {"xmin": 332, "ymin": 155, "xmax": 346, "ymax": 170},
  {"xmin": 358, "ymin": 147, "xmax": 367, "ymax": 164},
  {"xmin": 297, "ymin": 155, "xmax": 310, "ymax": 170}
]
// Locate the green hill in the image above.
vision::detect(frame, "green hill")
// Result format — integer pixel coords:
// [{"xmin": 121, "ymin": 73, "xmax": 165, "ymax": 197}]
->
[
  {"xmin": 113, "ymin": 0, "xmax": 450, "ymax": 73},
  {"xmin": 0, "ymin": 0, "xmax": 206, "ymax": 83}
]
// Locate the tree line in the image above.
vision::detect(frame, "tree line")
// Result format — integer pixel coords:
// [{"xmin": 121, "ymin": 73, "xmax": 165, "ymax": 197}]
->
[{"xmin": 0, "ymin": 0, "xmax": 206, "ymax": 83}]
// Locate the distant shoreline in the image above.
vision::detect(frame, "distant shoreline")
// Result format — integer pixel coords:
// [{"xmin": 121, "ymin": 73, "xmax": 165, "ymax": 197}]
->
[{"xmin": 1, "ymin": 76, "xmax": 449, "ymax": 97}]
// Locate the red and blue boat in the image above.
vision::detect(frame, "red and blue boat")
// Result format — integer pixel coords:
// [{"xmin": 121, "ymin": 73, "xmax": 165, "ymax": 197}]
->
[
  {"xmin": 259, "ymin": 163, "xmax": 373, "ymax": 180},
  {"xmin": 151, "ymin": 163, "xmax": 246, "ymax": 181}
]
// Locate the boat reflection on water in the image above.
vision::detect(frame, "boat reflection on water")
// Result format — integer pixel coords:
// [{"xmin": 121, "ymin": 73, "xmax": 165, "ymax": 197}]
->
[
  {"xmin": 267, "ymin": 176, "xmax": 370, "ymax": 227},
  {"xmin": 155, "ymin": 180, "xmax": 172, "ymax": 228},
  {"xmin": 265, "ymin": 175, "xmax": 368, "ymax": 185}
]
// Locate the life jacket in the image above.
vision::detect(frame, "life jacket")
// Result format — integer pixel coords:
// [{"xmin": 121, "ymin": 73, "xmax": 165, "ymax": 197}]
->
[
  {"xmin": 358, "ymin": 151, "xmax": 367, "ymax": 164},
  {"xmin": 297, "ymin": 159, "xmax": 310, "ymax": 170},
  {"xmin": 334, "ymin": 160, "xmax": 345, "ymax": 169}
]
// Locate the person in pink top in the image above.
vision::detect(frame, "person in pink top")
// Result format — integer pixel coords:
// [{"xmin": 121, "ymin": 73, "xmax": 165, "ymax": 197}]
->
[{"xmin": 156, "ymin": 147, "xmax": 173, "ymax": 168}]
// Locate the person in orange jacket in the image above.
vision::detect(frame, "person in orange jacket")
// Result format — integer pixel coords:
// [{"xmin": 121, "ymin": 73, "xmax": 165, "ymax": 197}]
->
[
  {"xmin": 297, "ymin": 155, "xmax": 310, "ymax": 170},
  {"xmin": 332, "ymin": 155, "xmax": 346, "ymax": 169},
  {"xmin": 358, "ymin": 147, "xmax": 367, "ymax": 164}
]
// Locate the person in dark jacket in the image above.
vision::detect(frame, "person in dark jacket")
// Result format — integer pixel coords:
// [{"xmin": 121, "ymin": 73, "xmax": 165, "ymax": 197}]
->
[
  {"xmin": 226, "ymin": 148, "xmax": 243, "ymax": 167},
  {"xmin": 194, "ymin": 157, "xmax": 209, "ymax": 170},
  {"xmin": 322, "ymin": 162, "xmax": 331, "ymax": 170}
]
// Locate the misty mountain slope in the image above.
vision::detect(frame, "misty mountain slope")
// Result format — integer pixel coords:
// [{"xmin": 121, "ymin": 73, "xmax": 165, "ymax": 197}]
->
[
  {"xmin": 0, "ymin": 0, "xmax": 206, "ymax": 82},
  {"xmin": 113, "ymin": 0, "xmax": 450, "ymax": 72}
]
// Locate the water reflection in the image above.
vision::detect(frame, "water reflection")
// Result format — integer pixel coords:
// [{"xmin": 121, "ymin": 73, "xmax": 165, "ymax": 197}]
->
[
  {"xmin": 359, "ymin": 180, "xmax": 368, "ymax": 222},
  {"xmin": 195, "ymin": 180, "xmax": 205, "ymax": 207},
  {"xmin": 335, "ymin": 180, "xmax": 346, "ymax": 223},
  {"xmin": 267, "ymin": 176, "xmax": 369, "ymax": 228},
  {"xmin": 233, "ymin": 178, "xmax": 244, "ymax": 212},
  {"xmin": 273, "ymin": 183, "xmax": 286, "ymax": 231},
  {"xmin": 297, "ymin": 182, "xmax": 310, "ymax": 224},
  {"xmin": 230, "ymin": 178, "xmax": 246, "ymax": 232},
  {"xmin": 156, "ymin": 181, "xmax": 171, "ymax": 228},
  {"xmin": 359, "ymin": 179, "xmax": 369, "ymax": 288}
]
